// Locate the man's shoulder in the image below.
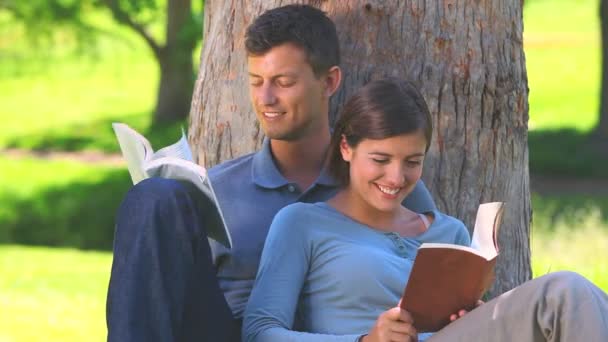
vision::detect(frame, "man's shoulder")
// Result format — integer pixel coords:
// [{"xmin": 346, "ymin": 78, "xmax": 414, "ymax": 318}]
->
[{"xmin": 208, "ymin": 151, "xmax": 257, "ymax": 181}]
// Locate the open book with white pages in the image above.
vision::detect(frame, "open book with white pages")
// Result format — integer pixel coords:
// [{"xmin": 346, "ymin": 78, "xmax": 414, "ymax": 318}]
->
[
  {"xmin": 112, "ymin": 122, "xmax": 232, "ymax": 248},
  {"xmin": 401, "ymin": 202, "xmax": 505, "ymax": 332}
]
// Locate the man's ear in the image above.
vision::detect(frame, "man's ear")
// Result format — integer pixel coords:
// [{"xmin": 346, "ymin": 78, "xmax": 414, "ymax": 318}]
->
[
  {"xmin": 323, "ymin": 66, "xmax": 342, "ymax": 98},
  {"xmin": 339, "ymin": 135, "xmax": 352, "ymax": 162}
]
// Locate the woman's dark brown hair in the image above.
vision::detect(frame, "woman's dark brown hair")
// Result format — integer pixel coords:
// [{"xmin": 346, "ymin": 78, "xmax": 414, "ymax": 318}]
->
[{"xmin": 326, "ymin": 79, "xmax": 433, "ymax": 186}]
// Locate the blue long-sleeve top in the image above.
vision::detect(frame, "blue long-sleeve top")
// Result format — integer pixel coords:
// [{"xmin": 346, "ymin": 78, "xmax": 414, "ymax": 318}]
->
[{"xmin": 243, "ymin": 202, "xmax": 471, "ymax": 341}]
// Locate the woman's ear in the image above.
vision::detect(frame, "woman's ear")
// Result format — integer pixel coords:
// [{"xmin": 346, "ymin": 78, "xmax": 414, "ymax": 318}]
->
[{"xmin": 339, "ymin": 135, "xmax": 352, "ymax": 162}]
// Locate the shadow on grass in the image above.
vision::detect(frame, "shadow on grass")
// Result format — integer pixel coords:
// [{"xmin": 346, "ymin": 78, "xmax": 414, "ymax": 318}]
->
[
  {"xmin": 0, "ymin": 169, "xmax": 132, "ymax": 251},
  {"xmin": 532, "ymin": 193, "xmax": 608, "ymax": 232},
  {"xmin": 4, "ymin": 112, "xmax": 187, "ymax": 153},
  {"xmin": 529, "ymin": 128, "xmax": 608, "ymax": 178}
]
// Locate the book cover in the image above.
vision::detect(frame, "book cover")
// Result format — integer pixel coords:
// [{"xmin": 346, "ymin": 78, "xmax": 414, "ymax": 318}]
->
[{"xmin": 400, "ymin": 202, "xmax": 505, "ymax": 332}]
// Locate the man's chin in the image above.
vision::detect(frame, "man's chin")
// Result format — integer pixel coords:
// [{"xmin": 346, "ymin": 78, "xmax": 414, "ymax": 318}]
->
[{"xmin": 263, "ymin": 129, "xmax": 300, "ymax": 142}]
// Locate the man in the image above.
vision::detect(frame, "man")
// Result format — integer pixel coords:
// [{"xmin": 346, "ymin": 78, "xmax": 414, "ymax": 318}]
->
[{"xmin": 106, "ymin": 5, "xmax": 436, "ymax": 341}]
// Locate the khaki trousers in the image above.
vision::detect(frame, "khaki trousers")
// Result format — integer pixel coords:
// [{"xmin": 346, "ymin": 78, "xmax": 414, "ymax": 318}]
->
[{"xmin": 428, "ymin": 271, "xmax": 608, "ymax": 342}]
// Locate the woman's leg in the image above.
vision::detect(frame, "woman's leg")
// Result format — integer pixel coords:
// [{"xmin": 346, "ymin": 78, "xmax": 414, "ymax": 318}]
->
[{"xmin": 428, "ymin": 271, "xmax": 608, "ymax": 342}]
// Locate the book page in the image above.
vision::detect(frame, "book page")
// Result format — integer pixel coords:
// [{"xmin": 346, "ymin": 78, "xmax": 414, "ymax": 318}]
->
[
  {"xmin": 112, "ymin": 123, "xmax": 153, "ymax": 184},
  {"xmin": 470, "ymin": 202, "xmax": 505, "ymax": 260},
  {"xmin": 151, "ymin": 131, "xmax": 194, "ymax": 162},
  {"xmin": 145, "ymin": 157, "xmax": 232, "ymax": 249},
  {"xmin": 112, "ymin": 122, "xmax": 232, "ymax": 248}
]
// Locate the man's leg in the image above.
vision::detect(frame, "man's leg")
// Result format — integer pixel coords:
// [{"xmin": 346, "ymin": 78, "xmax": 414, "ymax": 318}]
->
[
  {"xmin": 106, "ymin": 178, "xmax": 237, "ymax": 342},
  {"xmin": 428, "ymin": 271, "xmax": 608, "ymax": 342}
]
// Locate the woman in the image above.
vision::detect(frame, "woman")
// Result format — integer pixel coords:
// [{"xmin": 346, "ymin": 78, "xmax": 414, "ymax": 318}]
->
[{"xmin": 243, "ymin": 79, "xmax": 608, "ymax": 342}]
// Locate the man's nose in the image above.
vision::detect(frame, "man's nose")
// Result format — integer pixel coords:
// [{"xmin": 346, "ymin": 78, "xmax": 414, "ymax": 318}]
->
[{"xmin": 259, "ymin": 83, "xmax": 277, "ymax": 105}]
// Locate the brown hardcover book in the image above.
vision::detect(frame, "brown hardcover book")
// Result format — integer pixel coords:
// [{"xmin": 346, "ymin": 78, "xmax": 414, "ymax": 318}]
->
[{"xmin": 400, "ymin": 202, "xmax": 505, "ymax": 333}]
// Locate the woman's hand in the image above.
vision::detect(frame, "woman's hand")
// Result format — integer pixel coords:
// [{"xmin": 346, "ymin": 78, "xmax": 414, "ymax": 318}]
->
[
  {"xmin": 449, "ymin": 300, "xmax": 484, "ymax": 322},
  {"xmin": 362, "ymin": 306, "xmax": 417, "ymax": 342}
]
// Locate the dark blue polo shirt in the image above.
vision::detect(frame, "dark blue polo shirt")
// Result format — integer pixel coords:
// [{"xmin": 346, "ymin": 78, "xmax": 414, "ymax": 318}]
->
[{"xmin": 208, "ymin": 139, "xmax": 436, "ymax": 318}]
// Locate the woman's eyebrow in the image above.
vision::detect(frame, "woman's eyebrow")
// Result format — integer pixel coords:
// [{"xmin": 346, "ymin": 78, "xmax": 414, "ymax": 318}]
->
[{"xmin": 368, "ymin": 151, "xmax": 425, "ymax": 158}]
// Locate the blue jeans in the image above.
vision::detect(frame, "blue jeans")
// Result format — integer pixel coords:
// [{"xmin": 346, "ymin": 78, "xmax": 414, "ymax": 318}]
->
[{"xmin": 106, "ymin": 178, "xmax": 239, "ymax": 342}]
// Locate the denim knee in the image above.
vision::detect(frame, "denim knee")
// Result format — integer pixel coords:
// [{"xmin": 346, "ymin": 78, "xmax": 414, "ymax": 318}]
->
[{"xmin": 116, "ymin": 177, "xmax": 200, "ymax": 239}]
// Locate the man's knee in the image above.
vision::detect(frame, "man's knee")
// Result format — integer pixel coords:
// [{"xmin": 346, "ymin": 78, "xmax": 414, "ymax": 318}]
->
[{"xmin": 116, "ymin": 177, "xmax": 197, "ymax": 237}]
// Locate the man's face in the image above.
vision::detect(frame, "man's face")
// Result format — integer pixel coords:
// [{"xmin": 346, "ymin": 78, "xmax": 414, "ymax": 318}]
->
[{"xmin": 247, "ymin": 43, "xmax": 330, "ymax": 141}]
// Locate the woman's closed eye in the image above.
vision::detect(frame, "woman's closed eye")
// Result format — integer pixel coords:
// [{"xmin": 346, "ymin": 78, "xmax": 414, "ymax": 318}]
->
[
  {"xmin": 372, "ymin": 158, "xmax": 389, "ymax": 164},
  {"xmin": 406, "ymin": 160, "xmax": 422, "ymax": 167}
]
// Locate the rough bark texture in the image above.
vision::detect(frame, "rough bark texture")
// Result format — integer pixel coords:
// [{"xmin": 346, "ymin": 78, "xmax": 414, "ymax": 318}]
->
[{"xmin": 190, "ymin": 0, "xmax": 531, "ymax": 297}]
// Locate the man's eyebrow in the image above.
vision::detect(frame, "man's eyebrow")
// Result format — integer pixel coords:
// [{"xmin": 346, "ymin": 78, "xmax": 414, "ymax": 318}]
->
[{"xmin": 247, "ymin": 72, "xmax": 298, "ymax": 78}]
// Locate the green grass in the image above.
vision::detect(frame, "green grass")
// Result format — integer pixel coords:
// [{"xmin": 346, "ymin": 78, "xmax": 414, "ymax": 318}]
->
[
  {"xmin": 530, "ymin": 193, "xmax": 608, "ymax": 292},
  {"xmin": 523, "ymin": 0, "xmax": 605, "ymax": 176},
  {"xmin": 0, "ymin": 156, "xmax": 132, "ymax": 249},
  {"xmin": 0, "ymin": 245, "xmax": 111, "ymax": 342}
]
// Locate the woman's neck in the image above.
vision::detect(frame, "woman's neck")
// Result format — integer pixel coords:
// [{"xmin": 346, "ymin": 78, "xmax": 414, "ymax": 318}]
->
[{"xmin": 327, "ymin": 189, "xmax": 429, "ymax": 237}]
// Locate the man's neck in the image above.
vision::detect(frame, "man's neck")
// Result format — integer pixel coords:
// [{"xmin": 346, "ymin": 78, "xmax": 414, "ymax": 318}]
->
[{"xmin": 270, "ymin": 131, "xmax": 331, "ymax": 191}]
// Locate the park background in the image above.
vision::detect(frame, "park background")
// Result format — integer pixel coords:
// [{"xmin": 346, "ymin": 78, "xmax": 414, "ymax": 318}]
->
[{"xmin": 0, "ymin": 0, "xmax": 607, "ymax": 340}]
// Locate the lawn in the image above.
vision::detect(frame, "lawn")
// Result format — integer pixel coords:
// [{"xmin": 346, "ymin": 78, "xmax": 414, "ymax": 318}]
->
[{"xmin": 0, "ymin": 245, "xmax": 111, "ymax": 342}]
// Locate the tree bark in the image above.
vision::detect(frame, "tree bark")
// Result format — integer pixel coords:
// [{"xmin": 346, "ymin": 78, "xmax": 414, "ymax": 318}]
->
[
  {"xmin": 190, "ymin": 0, "xmax": 531, "ymax": 297},
  {"xmin": 596, "ymin": 0, "xmax": 608, "ymax": 140}
]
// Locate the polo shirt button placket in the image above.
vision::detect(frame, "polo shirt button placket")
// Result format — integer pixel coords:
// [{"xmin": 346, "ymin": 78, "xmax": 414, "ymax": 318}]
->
[{"xmin": 287, "ymin": 184, "xmax": 296, "ymax": 193}]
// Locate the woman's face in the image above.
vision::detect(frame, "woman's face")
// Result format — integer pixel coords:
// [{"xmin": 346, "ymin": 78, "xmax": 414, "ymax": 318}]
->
[{"xmin": 340, "ymin": 130, "xmax": 427, "ymax": 213}]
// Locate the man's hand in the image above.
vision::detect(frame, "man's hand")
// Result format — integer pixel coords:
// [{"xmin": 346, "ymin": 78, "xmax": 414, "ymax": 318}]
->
[
  {"xmin": 362, "ymin": 306, "xmax": 417, "ymax": 342},
  {"xmin": 449, "ymin": 300, "xmax": 484, "ymax": 322}
]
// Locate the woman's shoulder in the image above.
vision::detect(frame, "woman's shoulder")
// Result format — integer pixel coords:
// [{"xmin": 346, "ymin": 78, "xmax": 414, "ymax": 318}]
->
[
  {"xmin": 274, "ymin": 202, "xmax": 320, "ymax": 220},
  {"xmin": 270, "ymin": 203, "xmax": 324, "ymax": 232}
]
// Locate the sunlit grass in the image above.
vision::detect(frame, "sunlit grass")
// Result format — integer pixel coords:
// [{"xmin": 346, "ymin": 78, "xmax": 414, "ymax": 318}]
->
[
  {"xmin": 531, "ymin": 198, "xmax": 608, "ymax": 290},
  {"xmin": 524, "ymin": 0, "xmax": 600, "ymax": 131},
  {"xmin": 0, "ymin": 245, "xmax": 111, "ymax": 342},
  {"xmin": 0, "ymin": 54, "xmax": 158, "ymax": 150}
]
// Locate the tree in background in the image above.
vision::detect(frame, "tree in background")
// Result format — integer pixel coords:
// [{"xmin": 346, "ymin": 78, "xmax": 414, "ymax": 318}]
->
[
  {"xmin": 0, "ymin": 0, "xmax": 201, "ymax": 123},
  {"xmin": 190, "ymin": 1, "xmax": 531, "ymax": 297},
  {"xmin": 598, "ymin": 0, "xmax": 608, "ymax": 140}
]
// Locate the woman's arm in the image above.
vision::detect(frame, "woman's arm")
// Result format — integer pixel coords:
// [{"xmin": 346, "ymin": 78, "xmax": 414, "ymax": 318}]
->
[{"xmin": 242, "ymin": 205, "xmax": 364, "ymax": 342}]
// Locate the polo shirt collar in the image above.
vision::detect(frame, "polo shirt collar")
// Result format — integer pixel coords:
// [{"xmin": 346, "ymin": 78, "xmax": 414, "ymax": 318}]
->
[
  {"xmin": 252, "ymin": 138, "xmax": 339, "ymax": 189},
  {"xmin": 252, "ymin": 138, "xmax": 290, "ymax": 189}
]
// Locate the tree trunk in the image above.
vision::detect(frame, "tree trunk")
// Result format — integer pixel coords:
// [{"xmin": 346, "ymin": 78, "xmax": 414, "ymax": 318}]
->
[
  {"xmin": 596, "ymin": 0, "xmax": 608, "ymax": 140},
  {"xmin": 153, "ymin": 0, "xmax": 196, "ymax": 123},
  {"xmin": 190, "ymin": 0, "xmax": 531, "ymax": 297}
]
